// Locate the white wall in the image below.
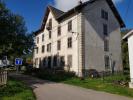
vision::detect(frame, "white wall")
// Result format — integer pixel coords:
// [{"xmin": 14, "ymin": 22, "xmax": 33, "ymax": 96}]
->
[
  {"xmin": 82, "ymin": 0, "xmax": 122, "ymax": 72},
  {"xmin": 33, "ymin": 11, "xmax": 81, "ymax": 74},
  {"xmin": 128, "ymin": 35, "xmax": 133, "ymax": 82}
]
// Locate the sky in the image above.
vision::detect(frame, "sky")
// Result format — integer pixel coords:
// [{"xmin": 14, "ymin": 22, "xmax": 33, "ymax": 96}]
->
[{"xmin": 4, "ymin": 0, "xmax": 133, "ymax": 33}]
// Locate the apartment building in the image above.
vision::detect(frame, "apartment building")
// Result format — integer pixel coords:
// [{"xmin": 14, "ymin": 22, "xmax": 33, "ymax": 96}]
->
[{"xmin": 33, "ymin": 0, "xmax": 125, "ymax": 77}]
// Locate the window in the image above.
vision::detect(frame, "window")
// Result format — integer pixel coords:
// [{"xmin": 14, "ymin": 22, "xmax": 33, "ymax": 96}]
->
[
  {"xmin": 42, "ymin": 34, "xmax": 44, "ymax": 42},
  {"xmin": 49, "ymin": 31, "xmax": 51, "ymax": 39},
  {"xmin": 49, "ymin": 43, "xmax": 51, "ymax": 52},
  {"xmin": 58, "ymin": 26, "xmax": 61, "ymax": 36},
  {"xmin": 49, "ymin": 18, "xmax": 52, "ymax": 30},
  {"xmin": 101, "ymin": 9, "xmax": 108, "ymax": 20},
  {"xmin": 37, "ymin": 37, "xmax": 39, "ymax": 44},
  {"xmin": 60, "ymin": 56, "xmax": 65, "ymax": 67},
  {"xmin": 68, "ymin": 37, "xmax": 72, "ymax": 48},
  {"xmin": 67, "ymin": 55, "xmax": 72, "ymax": 68},
  {"xmin": 104, "ymin": 39, "xmax": 109, "ymax": 52},
  {"xmin": 47, "ymin": 44, "xmax": 49, "ymax": 52},
  {"xmin": 35, "ymin": 58, "xmax": 38, "ymax": 65},
  {"xmin": 36, "ymin": 47, "xmax": 38, "ymax": 54},
  {"xmin": 57, "ymin": 40, "xmax": 61, "ymax": 50},
  {"xmin": 43, "ymin": 58, "xmax": 47, "ymax": 67},
  {"xmin": 47, "ymin": 43, "xmax": 51, "ymax": 52},
  {"xmin": 42, "ymin": 45, "xmax": 45, "ymax": 53},
  {"xmin": 105, "ymin": 55, "xmax": 110, "ymax": 69},
  {"xmin": 53, "ymin": 56, "xmax": 57, "ymax": 67},
  {"xmin": 103, "ymin": 24, "xmax": 108, "ymax": 36},
  {"xmin": 68, "ymin": 20, "xmax": 72, "ymax": 31}
]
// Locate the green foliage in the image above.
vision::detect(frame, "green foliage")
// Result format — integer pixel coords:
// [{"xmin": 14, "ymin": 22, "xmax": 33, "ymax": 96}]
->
[
  {"xmin": 0, "ymin": 78, "xmax": 35, "ymax": 100},
  {"xmin": 121, "ymin": 29, "xmax": 131, "ymax": 70},
  {"xmin": 62, "ymin": 75, "xmax": 133, "ymax": 98},
  {"xmin": 25, "ymin": 68, "xmax": 76, "ymax": 82},
  {"xmin": 0, "ymin": 1, "xmax": 33, "ymax": 58}
]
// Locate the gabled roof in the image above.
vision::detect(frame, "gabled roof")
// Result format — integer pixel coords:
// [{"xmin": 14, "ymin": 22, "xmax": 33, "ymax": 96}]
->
[
  {"xmin": 35, "ymin": 0, "xmax": 125, "ymax": 36},
  {"xmin": 49, "ymin": 6, "xmax": 64, "ymax": 19},
  {"xmin": 106, "ymin": 0, "xmax": 125, "ymax": 28},
  {"xmin": 123, "ymin": 30, "xmax": 133, "ymax": 40},
  {"xmin": 36, "ymin": 6, "xmax": 64, "ymax": 35}
]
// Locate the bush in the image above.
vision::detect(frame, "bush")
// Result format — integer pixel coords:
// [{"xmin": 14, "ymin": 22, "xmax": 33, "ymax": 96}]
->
[{"xmin": 25, "ymin": 68, "xmax": 76, "ymax": 82}]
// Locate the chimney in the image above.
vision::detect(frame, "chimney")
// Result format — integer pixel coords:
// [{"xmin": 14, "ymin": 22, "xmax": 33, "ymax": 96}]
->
[{"xmin": 78, "ymin": 0, "xmax": 83, "ymax": 5}]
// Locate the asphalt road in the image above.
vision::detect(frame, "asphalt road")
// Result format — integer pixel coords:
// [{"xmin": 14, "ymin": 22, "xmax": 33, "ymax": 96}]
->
[{"xmin": 10, "ymin": 73, "xmax": 133, "ymax": 100}]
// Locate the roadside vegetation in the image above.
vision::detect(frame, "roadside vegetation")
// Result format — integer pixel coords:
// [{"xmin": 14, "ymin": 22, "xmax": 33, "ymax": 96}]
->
[
  {"xmin": 25, "ymin": 68, "xmax": 133, "ymax": 98},
  {"xmin": 0, "ymin": 78, "xmax": 35, "ymax": 100},
  {"xmin": 62, "ymin": 75, "xmax": 133, "ymax": 98}
]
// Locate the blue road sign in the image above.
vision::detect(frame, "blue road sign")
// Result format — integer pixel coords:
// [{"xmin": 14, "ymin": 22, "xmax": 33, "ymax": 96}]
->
[{"xmin": 15, "ymin": 58, "xmax": 23, "ymax": 65}]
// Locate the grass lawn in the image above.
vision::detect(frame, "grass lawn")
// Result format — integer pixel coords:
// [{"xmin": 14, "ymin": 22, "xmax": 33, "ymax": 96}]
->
[
  {"xmin": 62, "ymin": 75, "xmax": 133, "ymax": 98},
  {"xmin": 0, "ymin": 78, "xmax": 36, "ymax": 100}
]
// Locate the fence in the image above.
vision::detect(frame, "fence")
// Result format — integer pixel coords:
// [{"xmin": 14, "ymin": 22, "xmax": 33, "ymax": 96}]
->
[{"xmin": 0, "ymin": 70, "xmax": 7, "ymax": 86}]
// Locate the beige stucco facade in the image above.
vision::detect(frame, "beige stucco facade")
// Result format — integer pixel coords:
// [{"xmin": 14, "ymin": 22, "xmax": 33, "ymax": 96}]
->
[{"xmin": 33, "ymin": 0, "xmax": 123, "ymax": 77}]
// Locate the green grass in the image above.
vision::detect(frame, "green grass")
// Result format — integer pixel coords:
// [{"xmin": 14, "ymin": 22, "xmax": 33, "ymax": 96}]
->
[
  {"xmin": 32, "ymin": 70, "xmax": 133, "ymax": 98},
  {"xmin": 62, "ymin": 75, "xmax": 133, "ymax": 98},
  {"xmin": 0, "ymin": 78, "xmax": 36, "ymax": 100},
  {"xmin": 25, "ymin": 69, "xmax": 133, "ymax": 98}
]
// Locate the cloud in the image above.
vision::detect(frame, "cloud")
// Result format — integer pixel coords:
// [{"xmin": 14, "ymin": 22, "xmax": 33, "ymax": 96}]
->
[
  {"xmin": 54, "ymin": 0, "xmax": 123, "ymax": 11},
  {"xmin": 113, "ymin": 0, "xmax": 124, "ymax": 3},
  {"xmin": 54, "ymin": 0, "xmax": 88, "ymax": 11}
]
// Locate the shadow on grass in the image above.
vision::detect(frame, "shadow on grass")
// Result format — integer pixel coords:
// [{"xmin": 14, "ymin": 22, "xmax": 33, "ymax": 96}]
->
[{"xmin": 0, "ymin": 77, "xmax": 35, "ymax": 100}]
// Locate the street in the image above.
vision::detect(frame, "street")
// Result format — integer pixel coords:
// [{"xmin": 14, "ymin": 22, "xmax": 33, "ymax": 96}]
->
[{"xmin": 10, "ymin": 73, "xmax": 133, "ymax": 100}]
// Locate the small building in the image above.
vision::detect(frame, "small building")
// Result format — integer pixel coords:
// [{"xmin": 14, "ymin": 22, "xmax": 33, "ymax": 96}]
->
[
  {"xmin": 33, "ymin": 0, "xmax": 125, "ymax": 77},
  {"xmin": 123, "ymin": 30, "xmax": 133, "ymax": 88}
]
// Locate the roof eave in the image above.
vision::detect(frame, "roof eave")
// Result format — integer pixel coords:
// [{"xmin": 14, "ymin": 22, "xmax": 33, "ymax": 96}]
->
[
  {"xmin": 123, "ymin": 30, "xmax": 133, "ymax": 40},
  {"xmin": 106, "ymin": 0, "xmax": 125, "ymax": 28}
]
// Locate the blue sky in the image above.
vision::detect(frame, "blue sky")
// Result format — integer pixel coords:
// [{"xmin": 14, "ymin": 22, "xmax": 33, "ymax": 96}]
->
[{"xmin": 4, "ymin": 0, "xmax": 133, "ymax": 33}]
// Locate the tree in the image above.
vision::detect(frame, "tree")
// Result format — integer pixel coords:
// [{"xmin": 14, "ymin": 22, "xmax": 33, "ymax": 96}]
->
[
  {"xmin": 0, "ymin": 1, "xmax": 33, "ymax": 60},
  {"xmin": 121, "ymin": 29, "xmax": 131, "ymax": 74}
]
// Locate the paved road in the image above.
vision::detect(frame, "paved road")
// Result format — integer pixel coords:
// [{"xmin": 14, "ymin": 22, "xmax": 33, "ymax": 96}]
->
[{"xmin": 10, "ymin": 73, "xmax": 133, "ymax": 100}]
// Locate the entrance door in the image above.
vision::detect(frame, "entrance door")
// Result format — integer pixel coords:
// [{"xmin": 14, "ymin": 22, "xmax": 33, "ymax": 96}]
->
[{"xmin": 48, "ymin": 56, "xmax": 51, "ymax": 68}]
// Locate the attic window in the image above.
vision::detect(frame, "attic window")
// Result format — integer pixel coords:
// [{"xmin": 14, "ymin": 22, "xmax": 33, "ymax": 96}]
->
[
  {"xmin": 49, "ymin": 18, "xmax": 52, "ymax": 29},
  {"xmin": 101, "ymin": 9, "xmax": 108, "ymax": 20},
  {"xmin": 68, "ymin": 20, "xmax": 72, "ymax": 32},
  {"xmin": 58, "ymin": 26, "xmax": 61, "ymax": 36}
]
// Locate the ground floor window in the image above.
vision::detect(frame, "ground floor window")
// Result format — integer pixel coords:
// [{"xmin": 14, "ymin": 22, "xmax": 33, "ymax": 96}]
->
[
  {"xmin": 35, "ymin": 58, "xmax": 38, "ymax": 65},
  {"xmin": 43, "ymin": 58, "xmax": 47, "ymax": 67},
  {"xmin": 105, "ymin": 55, "xmax": 110, "ymax": 69},
  {"xmin": 37, "ymin": 55, "xmax": 66, "ymax": 68},
  {"xmin": 53, "ymin": 55, "xmax": 57, "ymax": 67},
  {"xmin": 67, "ymin": 55, "xmax": 72, "ymax": 68},
  {"xmin": 60, "ymin": 56, "xmax": 65, "ymax": 67}
]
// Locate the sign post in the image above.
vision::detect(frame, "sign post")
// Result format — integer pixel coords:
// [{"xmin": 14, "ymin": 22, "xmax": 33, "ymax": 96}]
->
[{"xmin": 15, "ymin": 58, "xmax": 23, "ymax": 73}]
